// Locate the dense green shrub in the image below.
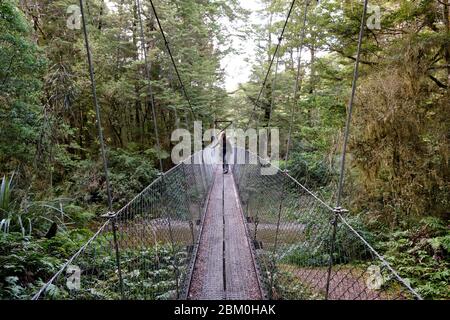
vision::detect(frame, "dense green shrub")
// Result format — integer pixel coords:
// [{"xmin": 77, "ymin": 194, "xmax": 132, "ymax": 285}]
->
[
  {"xmin": 284, "ymin": 213, "xmax": 374, "ymax": 267},
  {"xmin": 375, "ymin": 217, "xmax": 450, "ymax": 299},
  {"xmin": 0, "ymin": 0, "xmax": 46, "ymax": 170},
  {"xmin": 0, "ymin": 230, "xmax": 91, "ymax": 299},
  {"xmin": 66, "ymin": 148, "xmax": 159, "ymax": 209},
  {"xmin": 1, "ymin": 171, "xmax": 96, "ymax": 238},
  {"xmin": 41, "ymin": 244, "xmax": 182, "ymax": 300},
  {"xmin": 288, "ymin": 149, "xmax": 333, "ymax": 189}
]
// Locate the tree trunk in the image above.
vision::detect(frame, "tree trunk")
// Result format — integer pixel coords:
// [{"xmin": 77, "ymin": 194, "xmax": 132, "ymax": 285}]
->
[
  {"xmin": 131, "ymin": 1, "xmax": 143, "ymax": 143},
  {"xmin": 443, "ymin": 0, "xmax": 450, "ymax": 95},
  {"xmin": 98, "ymin": 0, "xmax": 105, "ymax": 30}
]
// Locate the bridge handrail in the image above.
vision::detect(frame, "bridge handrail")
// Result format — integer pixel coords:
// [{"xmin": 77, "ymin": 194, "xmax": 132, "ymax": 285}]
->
[
  {"xmin": 235, "ymin": 147, "xmax": 334, "ymax": 212},
  {"xmin": 338, "ymin": 214, "xmax": 422, "ymax": 299},
  {"xmin": 232, "ymin": 147, "xmax": 423, "ymax": 300},
  {"xmin": 32, "ymin": 147, "xmax": 215, "ymax": 300}
]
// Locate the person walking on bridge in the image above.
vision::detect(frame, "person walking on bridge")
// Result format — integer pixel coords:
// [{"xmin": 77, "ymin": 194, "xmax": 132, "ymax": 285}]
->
[{"xmin": 215, "ymin": 131, "xmax": 232, "ymax": 174}]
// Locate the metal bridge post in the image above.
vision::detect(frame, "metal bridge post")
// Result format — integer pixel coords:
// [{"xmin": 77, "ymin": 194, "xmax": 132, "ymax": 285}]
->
[
  {"xmin": 102, "ymin": 212, "xmax": 125, "ymax": 299},
  {"xmin": 325, "ymin": 206, "xmax": 347, "ymax": 300},
  {"xmin": 192, "ymin": 153, "xmax": 206, "ymax": 224},
  {"xmin": 201, "ymin": 163, "xmax": 209, "ymax": 202},
  {"xmin": 111, "ymin": 218, "xmax": 125, "ymax": 299}
]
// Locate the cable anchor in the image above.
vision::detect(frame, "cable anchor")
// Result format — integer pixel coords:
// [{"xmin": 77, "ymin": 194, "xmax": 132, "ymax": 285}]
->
[{"xmin": 101, "ymin": 211, "xmax": 117, "ymax": 219}]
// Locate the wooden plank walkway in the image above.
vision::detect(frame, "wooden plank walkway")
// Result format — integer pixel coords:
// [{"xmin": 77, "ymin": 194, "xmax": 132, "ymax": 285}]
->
[{"xmin": 187, "ymin": 168, "xmax": 262, "ymax": 300}]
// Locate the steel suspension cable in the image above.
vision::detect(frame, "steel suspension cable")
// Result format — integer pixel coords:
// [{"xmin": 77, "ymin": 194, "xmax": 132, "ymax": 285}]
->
[
  {"xmin": 248, "ymin": 0, "xmax": 297, "ymax": 128},
  {"xmin": 325, "ymin": 0, "xmax": 369, "ymax": 300},
  {"xmin": 336, "ymin": 0, "xmax": 368, "ymax": 207},
  {"xmin": 258, "ymin": 52, "xmax": 279, "ymax": 175},
  {"xmin": 284, "ymin": 0, "xmax": 311, "ymax": 166},
  {"xmin": 79, "ymin": 0, "xmax": 124, "ymax": 299},
  {"xmin": 267, "ymin": 2, "xmax": 311, "ymax": 298},
  {"xmin": 265, "ymin": 53, "xmax": 279, "ymax": 131},
  {"xmin": 136, "ymin": 0, "xmax": 182, "ymax": 297},
  {"xmin": 136, "ymin": 0, "xmax": 163, "ymax": 172},
  {"xmin": 148, "ymin": 0, "xmax": 196, "ymax": 121},
  {"xmin": 79, "ymin": 0, "xmax": 113, "ymax": 211}
]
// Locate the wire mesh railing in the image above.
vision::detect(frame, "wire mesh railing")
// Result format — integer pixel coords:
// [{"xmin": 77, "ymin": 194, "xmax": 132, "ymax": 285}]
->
[
  {"xmin": 33, "ymin": 144, "xmax": 422, "ymax": 300},
  {"xmin": 232, "ymin": 148, "xmax": 422, "ymax": 300},
  {"xmin": 32, "ymin": 149, "xmax": 216, "ymax": 300}
]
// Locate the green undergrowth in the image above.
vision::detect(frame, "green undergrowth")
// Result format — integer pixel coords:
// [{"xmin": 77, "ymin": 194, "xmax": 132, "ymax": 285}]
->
[
  {"xmin": 40, "ymin": 244, "xmax": 186, "ymax": 300},
  {"xmin": 260, "ymin": 214, "xmax": 449, "ymax": 300},
  {"xmin": 0, "ymin": 230, "xmax": 92, "ymax": 299},
  {"xmin": 374, "ymin": 217, "xmax": 450, "ymax": 300}
]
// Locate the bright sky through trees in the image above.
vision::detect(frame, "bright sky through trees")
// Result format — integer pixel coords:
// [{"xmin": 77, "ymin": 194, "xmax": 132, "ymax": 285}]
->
[{"xmin": 221, "ymin": 0, "xmax": 263, "ymax": 92}]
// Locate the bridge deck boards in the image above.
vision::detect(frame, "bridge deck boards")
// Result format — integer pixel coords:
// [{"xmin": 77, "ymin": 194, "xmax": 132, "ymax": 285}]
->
[{"xmin": 188, "ymin": 168, "xmax": 262, "ymax": 300}]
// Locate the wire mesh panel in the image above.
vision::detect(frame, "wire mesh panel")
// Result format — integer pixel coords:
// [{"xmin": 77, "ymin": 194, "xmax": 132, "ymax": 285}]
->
[
  {"xmin": 232, "ymin": 149, "xmax": 422, "ymax": 300},
  {"xmin": 324, "ymin": 215, "xmax": 421, "ymax": 300},
  {"xmin": 32, "ymin": 150, "xmax": 215, "ymax": 300},
  {"xmin": 33, "ymin": 145, "xmax": 421, "ymax": 300}
]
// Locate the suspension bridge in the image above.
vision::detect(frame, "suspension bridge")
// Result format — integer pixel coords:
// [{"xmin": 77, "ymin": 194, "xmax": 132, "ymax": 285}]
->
[{"xmin": 32, "ymin": 0, "xmax": 422, "ymax": 300}]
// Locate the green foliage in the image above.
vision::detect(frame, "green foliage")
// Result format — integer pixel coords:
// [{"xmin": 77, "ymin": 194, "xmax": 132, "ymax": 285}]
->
[
  {"xmin": 66, "ymin": 149, "xmax": 159, "ymax": 208},
  {"xmin": 0, "ymin": 230, "xmax": 92, "ymax": 299},
  {"xmin": 0, "ymin": 0, "xmax": 46, "ymax": 168},
  {"xmin": 375, "ymin": 218, "xmax": 450, "ymax": 299},
  {"xmin": 42, "ymin": 244, "xmax": 182, "ymax": 300},
  {"xmin": 288, "ymin": 148, "xmax": 333, "ymax": 189},
  {"xmin": 285, "ymin": 213, "xmax": 373, "ymax": 267},
  {"xmin": 0, "ymin": 174, "xmax": 14, "ymax": 216}
]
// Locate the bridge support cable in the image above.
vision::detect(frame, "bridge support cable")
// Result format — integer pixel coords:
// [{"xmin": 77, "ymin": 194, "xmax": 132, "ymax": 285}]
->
[
  {"xmin": 78, "ymin": 0, "xmax": 125, "ymax": 299},
  {"xmin": 32, "ymin": 149, "xmax": 215, "ymax": 300},
  {"xmin": 247, "ymin": 0, "xmax": 297, "ymax": 129},
  {"xmin": 324, "ymin": 0, "xmax": 367, "ymax": 300},
  {"xmin": 136, "ymin": 0, "xmax": 184, "ymax": 298},
  {"xmin": 233, "ymin": 146, "xmax": 422, "ymax": 300},
  {"xmin": 266, "ymin": 54, "xmax": 279, "ymax": 131},
  {"xmin": 136, "ymin": 0, "xmax": 163, "ymax": 173},
  {"xmin": 148, "ymin": 0, "xmax": 196, "ymax": 121},
  {"xmin": 284, "ymin": 0, "xmax": 311, "ymax": 167},
  {"xmin": 79, "ymin": 0, "xmax": 113, "ymax": 211},
  {"xmin": 265, "ymin": 0, "xmax": 311, "ymax": 298}
]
